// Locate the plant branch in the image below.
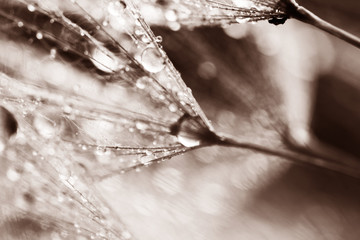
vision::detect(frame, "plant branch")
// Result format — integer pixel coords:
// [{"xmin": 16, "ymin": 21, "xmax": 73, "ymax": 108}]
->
[
  {"xmin": 284, "ymin": 0, "xmax": 360, "ymax": 49},
  {"xmin": 214, "ymin": 133, "xmax": 360, "ymax": 179}
]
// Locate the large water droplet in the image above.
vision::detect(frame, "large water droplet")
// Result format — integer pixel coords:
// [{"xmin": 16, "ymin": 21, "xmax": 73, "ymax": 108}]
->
[
  {"xmin": 91, "ymin": 48, "xmax": 121, "ymax": 73},
  {"xmin": 140, "ymin": 47, "xmax": 165, "ymax": 73},
  {"xmin": 177, "ymin": 135, "xmax": 200, "ymax": 147}
]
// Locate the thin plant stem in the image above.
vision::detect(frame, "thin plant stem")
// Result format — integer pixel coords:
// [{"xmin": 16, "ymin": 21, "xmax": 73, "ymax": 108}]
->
[
  {"xmin": 284, "ymin": 0, "xmax": 360, "ymax": 49},
  {"xmin": 214, "ymin": 133, "xmax": 360, "ymax": 179}
]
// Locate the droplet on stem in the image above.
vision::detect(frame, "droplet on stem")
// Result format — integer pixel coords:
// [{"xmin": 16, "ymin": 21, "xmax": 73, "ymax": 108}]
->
[{"xmin": 140, "ymin": 47, "xmax": 165, "ymax": 73}]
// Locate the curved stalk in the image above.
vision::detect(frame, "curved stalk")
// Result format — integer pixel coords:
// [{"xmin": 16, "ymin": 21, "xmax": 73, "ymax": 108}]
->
[
  {"xmin": 283, "ymin": 0, "xmax": 360, "ymax": 49},
  {"xmin": 214, "ymin": 133, "xmax": 360, "ymax": 179}
]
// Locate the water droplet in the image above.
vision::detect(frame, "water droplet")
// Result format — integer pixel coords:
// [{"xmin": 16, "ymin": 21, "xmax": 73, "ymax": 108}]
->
[
  {"xmin": 235, "ymin": 17, "xmax": 248, "ymax": 24},
  {"xmin": 197, "ymin": 61, "xmax": 217, "ymax": 80},
  {"xmin": 7, "ymin": 168, "xmax": 20, "ymax": 182},
  {"xmin": 108, "ymin": 1, "xmax": 127, "ymax": 16},
  {"xmin": 36, "ymin": 32, "xmax": 43, "ymax": 40},
  {"xmin": 63, "ymin": 105, "xmax": 72, "ymax": 114},
  {"xmin": 168, "ymin": 103, "xmax": 178, "ymax": 112},
  {"xmin": 33, "ymin": 115, "xmax": 56, "ymax": 139},
  {"xmin": 168, "ymin": 22, "xmax": 181, "ymax": 31},
  {"xmin": 136, "ymin": 76, "xmax": 151, "ymax": 89},
  {"xmin": 177, "ymin": 135, "xmax": 200, "ymax": 147},
  {"xmin": 140, "ymin": 35, "xmax": 151, "ymax": 44},
  {"xmin": 91, "ymin": 48, "xmax": 120, "ymax": 73},
  {"xmin": 102, "ymin": 20, "xmax": 109, "ymax": 26},
  {"xmin": 140, "ymin": 154, "xmax": 153, "ymax": 165},
  {"xmin": 27, "ymin": 4, "xmax": 36, "ymax": 12},
  {"xmin": 135, "ymin": 121, "xmax": 148, "ymax": 131},
  {"xmin": 165, "ymin": 10, "xmax": 178, "ymax": 22},
  {"xmin": 50, "ymin": 48, "xmax": 57, "ymax": 59},
  {"xmin": 155, "ymin": 36, "xmax": 163, "ymax": 43},
  {"xmin": 141, "ymin": 47, "xmax": 165, "ymax": 73},
  {"xmin": 17, "ymin": 21, "xmax": 24, "ymax": 27}
]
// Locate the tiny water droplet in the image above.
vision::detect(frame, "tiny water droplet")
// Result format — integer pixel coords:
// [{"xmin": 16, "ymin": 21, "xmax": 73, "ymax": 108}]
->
[
  {"xmin": 63, "ymin": 105, "xmax": 72, "ymax": 114},
  {"xmin": 168, "ymin": 103, "xmax": 178, "ymax": 112},
  {"xmin": 102, "ymin": 20, "xmax": 109, "ymax": 26},
  {"xmin": 17, "ymin": 21, "xmax": 24, "ymax": 27},
  {"xmin": 36, "ymin": 32, "xmax": 43, "ymax": 40},
  {"xmin": 50, "ymin": 48, "xmax": 57, "ymax": 59},
  {"xmin": 135, "ymin": 121, "xmax": 148, "ymax": 131},
  {"xmin": 27, "ymin": 4, "xmax": 36, "ymax": 12},
  {"xmin": 141, "ymin": 35, "xmax": 151, "ymax": 44},
  {"xmin": 155, "ymin": 36, "xmax": 163, "ymax": 43},
  {"xmin": 136, "ymin": 76, "xmax": 151, "ymax": 89},
  {"xmin": 141, "ymin": 47, "xmax": 165, "ymax": 73}
]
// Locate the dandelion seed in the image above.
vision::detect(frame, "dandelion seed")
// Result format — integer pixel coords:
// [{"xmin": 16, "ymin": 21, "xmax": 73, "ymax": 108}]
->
[{"xmin": 1, "ymin": 0, "xmax": 360, "ymax": 239}]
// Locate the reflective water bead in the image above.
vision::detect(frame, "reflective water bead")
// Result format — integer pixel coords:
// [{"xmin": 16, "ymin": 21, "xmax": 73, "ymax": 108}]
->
[
  {"xmin": 168, "ymin": 103, "xmax": 178, "ymax": 112},
  {"xmin": 155, "ymin": 36, "xmax": 163, "ymax": 43},
  {"xmin": 33, "ymin": 115, "xmax": 56, "ymax": 139},
  {"xmin": 135, "ymin": 76, "xmax": 151, "ymax": 89},
  {"xmin": 27, "ymin": 4, "xmax": 36, "ymax": 12},
  {"xmin": 135, "ymin": 121, "xmax": 148, "ymax": 131},
  {"xmin": 177, "ymin": 135, "xmax": 200, "ymax": 147},
  {"xmin": 36, "ymin": 32, "xmax": 43, "ymax": 40},
  {"xmin": 90, "ymin": 48, "xmax": 121, "ymax": 73},
  {"xmin": 140, "ymin": 47, "xmax": 165, "ymax": 73},
  {"xmin": 50, "ymin": 48, "xmax": 57, "ymax": 59},
  {"xmin": 165, "ymin": 10, "xmax": 178, "ymax": 22}
]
